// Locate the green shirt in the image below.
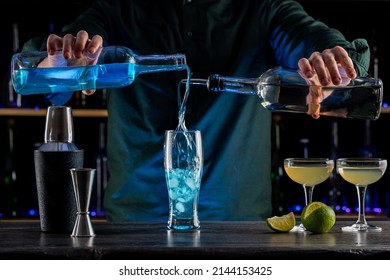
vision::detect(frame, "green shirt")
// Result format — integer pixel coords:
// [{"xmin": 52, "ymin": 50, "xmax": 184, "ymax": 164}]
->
[{"xmin": 24, "ymin": 0, "xmax": 370, "ymax": 221}]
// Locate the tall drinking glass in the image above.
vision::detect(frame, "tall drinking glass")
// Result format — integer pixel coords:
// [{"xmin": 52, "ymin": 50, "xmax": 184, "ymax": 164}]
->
[
  {"xmin": 164, "ymin": 130, "xmax": 203, "ymax": 230},
  {"xmin": 284, "ymin": 158, "xmax": 334, "ymax": 231},
  {"xmin": 336, "ymin": 158, "xmax": 387, "ymax": 232}
]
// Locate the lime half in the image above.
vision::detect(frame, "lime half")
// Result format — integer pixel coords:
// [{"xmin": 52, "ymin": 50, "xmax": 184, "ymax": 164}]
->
[{"xmin": 266, "ymin": 212, "xmax": 296, "ymax": 232}]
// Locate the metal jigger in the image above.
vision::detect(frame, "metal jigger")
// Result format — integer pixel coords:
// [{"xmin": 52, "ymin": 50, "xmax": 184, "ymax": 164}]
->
[{"xmin": 70, "ymin": 168, "xmax": 96, "ymax": 237}]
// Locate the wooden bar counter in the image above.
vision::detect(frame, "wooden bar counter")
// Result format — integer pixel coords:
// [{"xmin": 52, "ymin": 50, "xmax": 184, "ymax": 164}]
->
[{"xmin": 1, "ymin": 219, "xmax": 390, "ymax": 260}]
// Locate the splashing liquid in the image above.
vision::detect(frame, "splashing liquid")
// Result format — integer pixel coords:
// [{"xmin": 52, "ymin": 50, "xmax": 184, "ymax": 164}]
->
[
  {"xmin": 171, "ymin": 66, "xmax": 199, "ymax": 168},
  {"xmin": 176, "ymin": 65, "xmax": 191, "ymax": 132}
]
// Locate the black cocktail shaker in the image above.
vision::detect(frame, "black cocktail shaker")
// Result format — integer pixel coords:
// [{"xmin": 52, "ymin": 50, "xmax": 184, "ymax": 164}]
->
[{"xmin": 34, "ymin": 106, "xmax": 84, "ymax": 233}]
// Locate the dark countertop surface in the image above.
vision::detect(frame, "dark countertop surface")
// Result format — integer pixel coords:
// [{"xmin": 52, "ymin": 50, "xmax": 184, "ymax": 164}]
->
[{"xmin": 1, "ymin": 219, "xmax": 390, "ymax": 260}]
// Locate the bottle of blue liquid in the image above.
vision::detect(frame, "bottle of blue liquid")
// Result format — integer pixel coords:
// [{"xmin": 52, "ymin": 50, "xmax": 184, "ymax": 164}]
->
[{"xmin": 11, "ymin": 46, "xmax": 187, "ymax": 105}]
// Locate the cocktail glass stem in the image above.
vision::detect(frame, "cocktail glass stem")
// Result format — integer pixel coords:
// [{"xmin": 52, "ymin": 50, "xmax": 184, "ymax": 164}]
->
[
  {"xmin": 356, "ymin": 185, "xmax": 368, "ymax": 226},
  {"xmin": 294, "ymin": 185, "xmax": 314, "ymax": 231},
  {"xmin": 303, "ymin": 185, "xmax": 314, "ymax": 205},
  {"xmin": 342, "ymin": 184, "xmax": 382, "ymax": 232}
]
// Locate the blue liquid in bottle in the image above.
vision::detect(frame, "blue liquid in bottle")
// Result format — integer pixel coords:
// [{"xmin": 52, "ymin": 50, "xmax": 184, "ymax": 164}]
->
[
  {"xmin": 11, "ymin": 46, "xmax": 187, "ymax": 105},
  {"xmin": 13, "ymin": 63, "xmax": 136, "ymax": 94}
]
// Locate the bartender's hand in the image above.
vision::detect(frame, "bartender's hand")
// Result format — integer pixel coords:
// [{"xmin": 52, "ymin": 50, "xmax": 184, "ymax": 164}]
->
[
  {"xmin": 298, "ymin": 46, "xmax": 356, "ymax": 119},
  {"xmin": 45, "ymin": 30, "xmax": 103, "ymax": 95}
]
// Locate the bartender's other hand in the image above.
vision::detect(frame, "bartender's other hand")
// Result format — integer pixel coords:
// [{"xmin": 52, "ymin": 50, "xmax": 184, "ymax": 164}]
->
[{"xmin": 298, "ymin": 46, "xmax": 356, "ymax": 119}]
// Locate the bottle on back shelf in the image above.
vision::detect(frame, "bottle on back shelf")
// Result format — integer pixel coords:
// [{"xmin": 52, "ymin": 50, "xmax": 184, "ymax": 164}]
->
[
  {"xmin": 91, "ymin": 120, "xmax": 108, "ymax": 217},
  {"xmin": 0, "ymin": 118, "xmax": 20, "ymax": 218},
  {"xmin": 270, "ymin": 113, "xmax": 287, "ymax": 215}
]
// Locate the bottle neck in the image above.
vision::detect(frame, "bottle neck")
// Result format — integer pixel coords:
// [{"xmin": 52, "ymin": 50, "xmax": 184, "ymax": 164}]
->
[
  {"xmin": 179, "ymin": 75, "xmax": 259, "ymax": 96},
  {"xmin": 206, "ymin": 74, "xmax": 258, "ymax": 95},
  {"xmin": 135, "ymin": 54, "xmax": 188, "ymax": 74}
]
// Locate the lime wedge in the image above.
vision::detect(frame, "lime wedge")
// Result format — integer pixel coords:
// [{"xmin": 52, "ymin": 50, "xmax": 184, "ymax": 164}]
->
[{"xmin": 266, "ymin": 212, "xmax": 296, "ymax": 232}]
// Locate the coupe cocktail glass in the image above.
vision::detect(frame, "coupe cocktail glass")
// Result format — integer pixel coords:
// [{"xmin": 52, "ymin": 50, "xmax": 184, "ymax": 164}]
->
[
  {"xmin": 164, "ymin": 129, "xmax": 203, "ymax": 230},
  {"xmin": 284, "ymin": 158, "xmax": 334, "ymax": 231},
  {"xmin": 336, "ymin": 158, "xmax": 387, "ymax": 232}
]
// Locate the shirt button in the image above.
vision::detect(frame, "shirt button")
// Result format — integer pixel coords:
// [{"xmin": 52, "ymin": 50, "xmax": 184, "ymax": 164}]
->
[{"xmin": 186, "ymin": 31, "xmax": 193, "ymax": 37}]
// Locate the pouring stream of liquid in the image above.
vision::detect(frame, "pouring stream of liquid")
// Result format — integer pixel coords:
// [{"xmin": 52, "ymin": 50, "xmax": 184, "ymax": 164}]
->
[{"xmin": 176, "ymin": 66, "xmax": 191, "ymax": 132}]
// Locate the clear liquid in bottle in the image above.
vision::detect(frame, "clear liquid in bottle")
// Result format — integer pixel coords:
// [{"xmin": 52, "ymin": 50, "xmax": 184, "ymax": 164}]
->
[
  {"xmin": 260, "ymin": 72, "xmax": 383, "ymax": 120},
  {"xmin": 189, "ymin": 67, "xmax": 383, "ymax": 120}
]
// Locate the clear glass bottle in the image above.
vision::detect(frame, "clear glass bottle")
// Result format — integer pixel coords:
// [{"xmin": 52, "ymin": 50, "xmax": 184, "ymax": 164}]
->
[
  {"xmin": 11, "ymin": 45, "xmax": 188, "ymax": 105},
  {"xmin": 189, "ymin": 67, "xmax": 383, "ymax": 120}
]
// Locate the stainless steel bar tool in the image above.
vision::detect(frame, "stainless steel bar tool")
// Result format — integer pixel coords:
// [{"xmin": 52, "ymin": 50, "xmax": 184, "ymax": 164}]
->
[{"xmin": 70, "ymin": 168, "xmax": 96, "ymax": 237}]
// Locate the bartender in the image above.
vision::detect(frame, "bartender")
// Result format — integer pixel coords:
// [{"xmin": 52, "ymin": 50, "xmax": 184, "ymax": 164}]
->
[{"xmin": 23, "ymin": 0, "xmax": 369, "ymax": 221}]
